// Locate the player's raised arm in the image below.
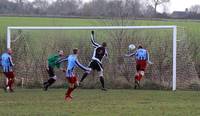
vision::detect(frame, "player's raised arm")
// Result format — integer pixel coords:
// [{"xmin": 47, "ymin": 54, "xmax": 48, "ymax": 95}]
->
[{"xmin": 91, "ymin": 30, "xmax": 100, "ymax": 47}]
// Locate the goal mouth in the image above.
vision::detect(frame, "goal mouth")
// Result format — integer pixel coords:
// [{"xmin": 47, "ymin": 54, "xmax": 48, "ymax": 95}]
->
[{"xmin": 7, "ymin": 26, "xmax": 177, "ymax": 90}]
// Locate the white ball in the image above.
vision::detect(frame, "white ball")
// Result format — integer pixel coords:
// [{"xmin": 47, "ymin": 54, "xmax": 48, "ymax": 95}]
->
[
  {"xmin": 6, "ymin": 86, "xmax": 10, "ymax": 90},
  {"xmin": 128, "ymin": 44, "xmax": 136, "ymax": 50}
]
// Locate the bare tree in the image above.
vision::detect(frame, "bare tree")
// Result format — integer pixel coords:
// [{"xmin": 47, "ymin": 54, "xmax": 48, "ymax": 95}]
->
[
  {"xmin": 142, "ymin": 5, "xmax": 155, "ymax": 17},
  {"xmin": 90, "ymin": 0, "xmax": 108, "ymax": 17},
  {"xmin": 106, "ymin": 0, "xmax": 123, "ymax": 17},
  {"xmin": 124, "ymin": 0, "xmax": 142, "ymax": 17},
  {"xmin": 0, "ymin": 0, "xmax": 17, "ymax": 13},
  {"xmin": 32, "ymin": 0, "xmax": 49, "ymax": 14},
  {"xmin": 49, "ymin": 0, "xmax": 81, "ymax": 16},
  {"xmin": 149, "ymin": 0, "xmax": 170, "ymax": 15},
  {"xmin": 189, "ymin": 5, "xmax": 200, "ymax": 14}
]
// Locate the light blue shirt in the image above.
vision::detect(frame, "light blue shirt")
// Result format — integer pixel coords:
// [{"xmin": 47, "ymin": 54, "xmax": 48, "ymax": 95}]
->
[
  {"xmin": 1, "ymin": 53, "xmax": 14, "ymax": 72},
  {"xmin": 59, "ymin": 54, "xmax": 90, "ymax": 78}
]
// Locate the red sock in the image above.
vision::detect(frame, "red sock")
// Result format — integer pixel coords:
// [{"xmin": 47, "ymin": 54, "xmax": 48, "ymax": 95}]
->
[
  {"xmin": 138, "ymin": 74, "xmax": 142, "ymax": 81},
  {"xmin": 8, "ymin": 79, "xmax": 12, "ymax": 90},
  {"xmin": 66, "ymin": 88, "xmax": 73, "ymax": 97},
  {"xmin": 10, "ymin": 79, "xmax": 14, "ymax": 90}
]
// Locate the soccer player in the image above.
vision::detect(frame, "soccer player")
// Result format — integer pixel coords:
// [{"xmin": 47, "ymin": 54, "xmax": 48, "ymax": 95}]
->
[
  {"xmin": 125, "ymin": 45, "xmax": 153, "ymax": 89},
  {"xmin": 80, "ymin": 31, "xmax": 108, "ymax": 91},
  {"xmin": 58, "ymin": 48, "xmax": 91, "ymax": 101},
  {"xmin": 1, "ymin": 48, "xmax": 15, "ymax": 92},
  {"xmin": 43, "ymin": 50, "xmax": 65, "ymax": 91}
]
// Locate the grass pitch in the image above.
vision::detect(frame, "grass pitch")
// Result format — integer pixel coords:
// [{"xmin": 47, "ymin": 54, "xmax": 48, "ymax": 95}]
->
[{"xmin": 0, "ymin": 89, "xmax": 200, "ymax": 116}]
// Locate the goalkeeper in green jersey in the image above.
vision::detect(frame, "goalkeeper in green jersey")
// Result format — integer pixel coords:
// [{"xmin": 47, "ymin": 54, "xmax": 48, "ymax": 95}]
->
[{"xmin": 43, "ymin": 50, "xmax": 65, "ymax": 91}]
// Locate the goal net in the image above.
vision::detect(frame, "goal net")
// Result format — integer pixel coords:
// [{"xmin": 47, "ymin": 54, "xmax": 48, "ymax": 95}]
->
[{"xmin": 6, "ymin": 26, "xmax": 199, "ymax": 90}]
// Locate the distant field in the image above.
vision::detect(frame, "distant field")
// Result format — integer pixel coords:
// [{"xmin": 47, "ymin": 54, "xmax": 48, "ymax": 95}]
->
[
  {"xmin": 0, "ymin": 17, "xmax": 200, "ymax": 47},
  {"xmin": 0, "ymin": 89, "xmax": 200, "ymax": 116},
  {"xmin": 0, "ymin": 16, "xmax": 200, "ymax": 49},
  {"xmin": 0, "ymin": 17, "xmax": 200, "ymax": 36}
]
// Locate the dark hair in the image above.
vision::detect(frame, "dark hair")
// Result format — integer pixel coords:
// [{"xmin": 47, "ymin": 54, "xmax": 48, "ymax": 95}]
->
[
  {"xmin": 138, "ymin": 45, "xmax": 143, "ymax": 49},
  {"xmin": 91, "ymin": 30, "xmax": 94, "ymax": 35},
  {"xmin": 102, "ymin": 42, "xmax": 107, "ymax": 47},
  {"xmin": 58, "ymin": 50, "xmax": 63, "ymax": 53},
  {"xmin": 73, "ymin": 48, "xmax": 78, "ymax": 54}
]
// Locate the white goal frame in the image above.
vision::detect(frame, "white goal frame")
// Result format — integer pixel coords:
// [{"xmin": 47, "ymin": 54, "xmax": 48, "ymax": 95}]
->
[{"xmin": 6, "ymin": 26, "xmax": 177, "ymax": 91}]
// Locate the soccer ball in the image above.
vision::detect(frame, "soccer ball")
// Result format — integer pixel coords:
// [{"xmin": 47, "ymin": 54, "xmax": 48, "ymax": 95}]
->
[{"xmin": 128, "ymin": 44, "xmax": 136, "ymax": 51}]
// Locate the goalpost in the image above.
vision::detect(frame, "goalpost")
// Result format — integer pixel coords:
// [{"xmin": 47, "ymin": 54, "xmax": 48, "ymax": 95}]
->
[{"xmin": 6, "ymin": 26, "xmax": 177, "ymax": 91}]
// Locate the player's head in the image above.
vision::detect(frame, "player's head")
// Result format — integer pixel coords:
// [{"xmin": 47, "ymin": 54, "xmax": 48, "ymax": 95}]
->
[
  {"xmin": 7, "ymin": 48, "xmax": 13, "ymax": 55},
  {"xmin": 73, "ymin": 48, "xmax": 79, "ymax": 55},
  {"xmin": 138, "ymin": 44, "xmax": 143, "ymax": 49},
  {"xmin": 58, "ymin": 50, "xmax": 64, "ymax": 57},
  {"xmin": 102, "ymin": 42, "xmax": 107, "ymax": 48}
]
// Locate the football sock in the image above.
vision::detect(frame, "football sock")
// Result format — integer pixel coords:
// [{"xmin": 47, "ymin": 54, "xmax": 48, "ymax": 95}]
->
[
  {"xmin": 8, "ymin": 79, "xmax": 12, "ymax": 90},
  {"xmin": 99, "ymin": 76, "xmax": 105, "ymax": 88},
  {"xmin": 66, "ymin": 87, "xmax": 73, "ymax": 97},
  {"xmin": 80, "ymin": 73, "xmax": 88, "ymax": 82},
  {"xmin": 47, "ymin": 78, "xmax": 56, "ymax": 86}
]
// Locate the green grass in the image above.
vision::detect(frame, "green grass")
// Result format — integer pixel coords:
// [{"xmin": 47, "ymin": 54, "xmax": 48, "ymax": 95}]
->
[{"xmin": 0, "ymin": 89, "xmax": 200, "ymax": 116}]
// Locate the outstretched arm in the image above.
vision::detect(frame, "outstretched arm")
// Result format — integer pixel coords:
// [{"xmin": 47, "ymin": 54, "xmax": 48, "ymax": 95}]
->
[
  {"xmin": 124, "ymin": 52, "xmax": 135, "ymax": 57},
  {"xmin": 56, "ymin": 56, "xmax": 68, "ymax": 64},
  {"xmin": 55, "ymin": 57, "xmax": 68, "ymax": 72},
  {"xmin": 91, "ymin": 30, "xmax": 100, "ymax": 47},
  {"xmin": 75, "ymin": 59, "xmax": 91, "ymax": 72}
]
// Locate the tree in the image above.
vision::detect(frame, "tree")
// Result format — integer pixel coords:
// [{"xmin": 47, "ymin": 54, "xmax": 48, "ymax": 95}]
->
[
  {"xmin": 124, "ymin": 0, "xmax": 142, "ymax": 17},
  {"xmin": 90, "ymin": 0, "xmax": 108, "ymax": 16},
  {"xmin": 142, "ymin": 5, "xmax": 155, "ymax": 17},
  {"xmin": 32, "ymin": 0, "xmax": 49, "ymax": 14},
  {"xmin": 106, "ymin": 0, "xmax": 124, "ymax": 17},
  {"xmin": 0, "ymin": 0, "xmax": 20, "ymax": 14},
  {"xmin": 48, "ymin": 0, "xmax": 81, "ymax": 16},
  {"xmin": 189, "ymin": 5, "xmax": 200, "ymax": 14},
  {"xmin": 149, "ymin": 0, "xmax": 170, "ymax": 15}
]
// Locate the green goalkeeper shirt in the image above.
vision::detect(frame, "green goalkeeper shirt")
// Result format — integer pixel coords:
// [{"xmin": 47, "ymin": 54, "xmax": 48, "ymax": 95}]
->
[{"xmin": 48, "ymin": 54, "xmax": 61, "ymax": 68}]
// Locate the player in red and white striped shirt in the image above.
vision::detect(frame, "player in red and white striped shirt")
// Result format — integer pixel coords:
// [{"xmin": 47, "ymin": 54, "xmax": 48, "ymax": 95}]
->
[{"xmin": 125, "ymin": 45, "xmax": 153, "ymax": 89}]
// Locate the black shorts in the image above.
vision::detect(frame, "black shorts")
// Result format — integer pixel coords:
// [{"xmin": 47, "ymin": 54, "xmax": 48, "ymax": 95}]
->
[
  {"xmin": 89, "ymin": 60, "xmax": 103, "ymax": 72},
  {"xmin": 47, "ymin": 66, "xmax": 55, "ymax": 77}
]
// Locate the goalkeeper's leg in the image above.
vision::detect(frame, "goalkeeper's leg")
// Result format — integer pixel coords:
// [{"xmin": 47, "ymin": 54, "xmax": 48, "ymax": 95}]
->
[
  {"xmin": 43, "ymin": 76, "xmax": 56, "ymax": 91},
  {"xmin": 43, "ymin": 66, "xmax": 57, "ymax": 91}
]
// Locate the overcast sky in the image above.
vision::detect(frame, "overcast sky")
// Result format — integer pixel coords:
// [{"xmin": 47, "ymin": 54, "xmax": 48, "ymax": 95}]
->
[
  {"xmin": 163, "ymin": 0, "xmax": 200, "ymax": 13},
  {"xmin": 28, "ymin": 0, "xmax": 200, "ymax": 13}
]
